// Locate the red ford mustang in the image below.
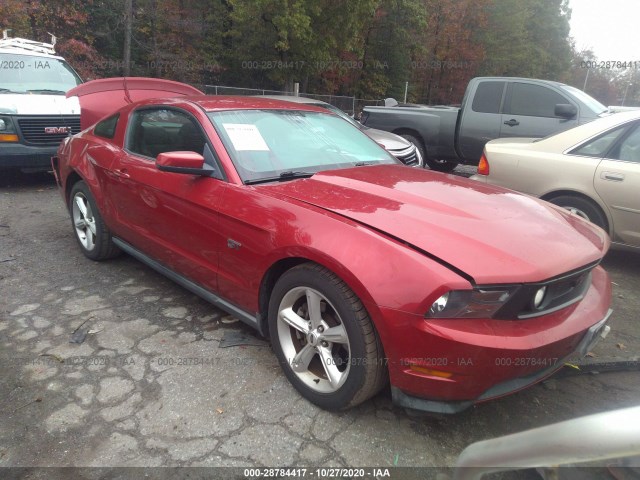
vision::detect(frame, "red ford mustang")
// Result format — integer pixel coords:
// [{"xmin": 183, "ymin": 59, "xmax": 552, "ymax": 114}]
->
[{"xmin": 53, "ymin": 78, "xmax": 612, "ymax": 413}]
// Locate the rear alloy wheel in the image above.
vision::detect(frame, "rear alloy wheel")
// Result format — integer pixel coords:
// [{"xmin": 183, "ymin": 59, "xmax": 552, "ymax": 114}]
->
[
  {"xmin": 547, "ymin": 195, "xmax": 608, "ymax": 232},
  {"xmin": 268, "ymin": 263, "xmax": 387, "ymax": 410},
  {"xmin": 399, "ymin": 134, "xmax": 457, "ymax": 172},
  {"xmin": 70, "ymin": 181, "xmax": 120, "ymax": 261}
]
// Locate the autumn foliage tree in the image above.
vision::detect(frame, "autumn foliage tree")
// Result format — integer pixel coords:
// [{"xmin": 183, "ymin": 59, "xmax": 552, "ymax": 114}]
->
[{"xmin": 0, "ymin": 0, "xmax": 632, "ymax": 106}]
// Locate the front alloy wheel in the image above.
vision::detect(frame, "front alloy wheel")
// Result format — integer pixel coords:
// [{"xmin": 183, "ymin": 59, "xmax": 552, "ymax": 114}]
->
[
  {"xmin": 277, "ymin": 286, "xmax": 351, "ymax": 393},
  {"xmin": 269, "ymin": 263, "xmax": 388, "ymax": 410}
]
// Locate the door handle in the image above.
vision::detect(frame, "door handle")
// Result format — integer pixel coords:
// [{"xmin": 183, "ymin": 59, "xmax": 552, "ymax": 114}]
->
[
  {"xmin": 601, "ymin": 171, "xmax": 625, "ymax": 182},
  {"xmin": 114, "ymin": 168, "xmax": 130, "ymax": 179},
  {"xmin": 503, "ymin": 119, "xmax": 520, "ymax": 127}
]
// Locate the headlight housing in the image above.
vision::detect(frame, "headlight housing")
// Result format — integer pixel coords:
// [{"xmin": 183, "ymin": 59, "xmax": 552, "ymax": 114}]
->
[
  {"xmin": 0, "ymin": 116, "xmax": 16, "ymax": 132},
  {"xmin": 426, "ymin": 288, "xmax": 515, "ymax": 319},
  {"xmin": 0, "ymin": 116, "xmax": 18, "ymax": 142}
]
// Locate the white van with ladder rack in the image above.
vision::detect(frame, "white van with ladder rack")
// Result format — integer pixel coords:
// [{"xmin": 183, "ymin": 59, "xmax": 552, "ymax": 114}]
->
[{"xmin": 0, "ymin": 31, "xmax": 82, "ymax": 171}]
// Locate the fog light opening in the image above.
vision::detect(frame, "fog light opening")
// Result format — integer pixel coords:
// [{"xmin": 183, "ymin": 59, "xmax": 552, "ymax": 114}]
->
[{"xmin": 533, "ymin": 286, "xmax": 547, "ymax": 310}]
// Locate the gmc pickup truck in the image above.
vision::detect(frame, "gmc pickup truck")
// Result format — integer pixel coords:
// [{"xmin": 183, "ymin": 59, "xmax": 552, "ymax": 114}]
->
[{"xmin": 361, "ymin": 77, "xmax": 609, "ymax": 172}]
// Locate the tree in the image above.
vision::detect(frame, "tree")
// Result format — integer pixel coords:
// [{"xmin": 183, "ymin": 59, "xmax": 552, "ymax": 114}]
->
[{"xmin": 475, "ymin": 0, "xmax": 572, "ymax": 80}]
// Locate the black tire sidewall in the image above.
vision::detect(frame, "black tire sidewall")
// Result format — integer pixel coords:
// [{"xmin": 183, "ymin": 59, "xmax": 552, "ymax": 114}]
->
[
  {"xmin": 400, "ymin": 134, "xmax": 457, "ymax": 172},
  {"xmin": 268, "ymin": 266, "xmax": 369, "ymax": 411},
  {"xmin": 549, "ymin": 195, "xmax": 608, "ymax": 232}
]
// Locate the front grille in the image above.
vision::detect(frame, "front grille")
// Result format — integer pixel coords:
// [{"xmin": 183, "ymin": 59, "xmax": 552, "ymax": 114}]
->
[
  {"xmin": 491, "ymin": 261, "xmax": 598, "ymax": 320},
  {"xmin": 391, "ymin": 145, "xmax": 421, "ymax": 167},
  {"xmin": 17, "ymin": 116, "xmax": 81, "ymax": 145}
]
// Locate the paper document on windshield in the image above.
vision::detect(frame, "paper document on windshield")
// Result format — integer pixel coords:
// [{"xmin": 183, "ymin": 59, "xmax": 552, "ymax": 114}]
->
[{"xmin": 223, "ymin": 124, "xmax": 270, "ymax": 151}]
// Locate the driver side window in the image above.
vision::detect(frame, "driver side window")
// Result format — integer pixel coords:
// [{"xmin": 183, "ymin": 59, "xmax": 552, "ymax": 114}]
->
[{"xmin": 127, "ymin": 108, "xmax": 206, "ymax": 160}]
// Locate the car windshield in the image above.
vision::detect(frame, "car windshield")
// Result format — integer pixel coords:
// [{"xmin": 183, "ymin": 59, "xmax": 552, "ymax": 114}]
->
[
  {"xmin": 0, "ymin": 53, "xmax": 82, "ymax": 94},
  {"xmin": 317, "ymin": 103, "xmax": 360, "ymax": 128},
  {"xmin": 560, "ymin": 85, "xmax": 608, "ymax": 115},
  {"xmin": 208, "ymin": 109, "xmax": 397, "ymax": 183}
]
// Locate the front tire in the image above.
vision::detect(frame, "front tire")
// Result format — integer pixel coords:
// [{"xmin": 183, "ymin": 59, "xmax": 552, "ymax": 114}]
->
[
  {"xmin": 547, "ymin": 194, "xmax": 609, "ymax": 232},
  {"xmin": 69, "ymin": 181, "xmax": 120, "ymax": 261},
  {"xmin": 268, "ymin": 263, "xmax": 387, "ymax": 410}
]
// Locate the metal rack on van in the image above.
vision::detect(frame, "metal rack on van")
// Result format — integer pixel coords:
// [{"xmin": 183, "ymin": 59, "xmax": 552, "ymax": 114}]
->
[{"xmin": 0, "ymin": 30, "xmax": 56, "ymax": 55}]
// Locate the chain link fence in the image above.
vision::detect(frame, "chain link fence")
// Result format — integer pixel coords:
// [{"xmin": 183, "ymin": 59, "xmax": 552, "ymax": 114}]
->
[{"xmin": 202, "ymin": 85, "xmax": 383, "ymax": 118}]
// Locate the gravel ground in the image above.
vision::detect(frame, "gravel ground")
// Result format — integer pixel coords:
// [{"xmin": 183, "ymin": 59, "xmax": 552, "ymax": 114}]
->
[{"xmin": 0, "ymin": 170, "xmax": 638, "ymax": 478}]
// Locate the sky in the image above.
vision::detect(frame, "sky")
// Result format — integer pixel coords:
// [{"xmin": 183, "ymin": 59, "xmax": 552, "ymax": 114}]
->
[{"xmin": 569, "ymin": 0, "xmax": 640, "ymax": 61}]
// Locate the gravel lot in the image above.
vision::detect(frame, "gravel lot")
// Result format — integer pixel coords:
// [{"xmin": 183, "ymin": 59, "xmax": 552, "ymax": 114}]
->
[{"xmin": 1, "ymin": 170, "xmax": 638, "ymax": 476}]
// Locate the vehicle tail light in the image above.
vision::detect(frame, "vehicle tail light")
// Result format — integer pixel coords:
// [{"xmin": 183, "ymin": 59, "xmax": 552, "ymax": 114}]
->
[{"xmin": 478, "ymin": 153, "xmax": 490, "ymax": 175}]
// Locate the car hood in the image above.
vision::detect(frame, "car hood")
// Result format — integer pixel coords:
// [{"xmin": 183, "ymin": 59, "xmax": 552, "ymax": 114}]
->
[
  {"xmin": 362, "ymin": 126, "xmax": 412, "ymax": 151},
  {"xmin": 260, "ymin": 165, "xmax": 608, "ymax": 284},
  {"xmin": 0, "ymin": 93, "xmax": 80, "ymax": 115}
]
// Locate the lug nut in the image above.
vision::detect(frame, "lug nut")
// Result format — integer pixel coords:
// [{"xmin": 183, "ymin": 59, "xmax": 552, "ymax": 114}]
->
[
  {"xmin": 317, "ymin": 326, "xmax": 324, "ymax": 332},
  {"xmin": 321, "ymin": 341, "xmax": 329, "ymax": 347}
]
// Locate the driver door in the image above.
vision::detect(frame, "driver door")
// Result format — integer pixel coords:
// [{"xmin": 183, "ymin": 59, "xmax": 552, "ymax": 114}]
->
[{"xmin": 104, "ymin": 106, "xmax": 227, "ymax": 291}]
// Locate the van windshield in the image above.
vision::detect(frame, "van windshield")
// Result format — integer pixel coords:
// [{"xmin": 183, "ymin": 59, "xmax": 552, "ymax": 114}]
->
[{"xmin": 0, "ymin": 54, "xmax": 82, "ymax": 94}]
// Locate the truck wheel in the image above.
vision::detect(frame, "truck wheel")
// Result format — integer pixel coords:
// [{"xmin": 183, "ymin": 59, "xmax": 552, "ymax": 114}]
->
[
  {"xmin": 268, "ymin": 263, "xmax": 388, "ymax": 410},
  {"xmin": 547, "ymin": 195, "xmax": 609, "ymax": 232},
  {"xmin": 69, "ymin": 181, "xmax": 121, "ymax": 261},
  {"xmin": 425, "ymin": 157, "xmax": 458, "ymax": 173},
  {"xmin": 399, "ymin": 134, "xmax": 458, "ymax": 173}
]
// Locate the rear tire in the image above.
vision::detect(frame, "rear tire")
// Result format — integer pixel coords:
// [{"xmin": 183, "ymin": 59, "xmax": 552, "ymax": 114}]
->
[
  {"xmin": 547, "ymin": 194, "xmax": 609, "ymax": 232},
  {"xmin": 268, "ymin": 263, "xmax": 388, "ymax": 410},
  {"xmin": 69, "ymin": 181, "xmax": 121, "ymax": 261},
  {"xmin": 399, "ymin": 134, "xmax": 457, "ymax": 172}
]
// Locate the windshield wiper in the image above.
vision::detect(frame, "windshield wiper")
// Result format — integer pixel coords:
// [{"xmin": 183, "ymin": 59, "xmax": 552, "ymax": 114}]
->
[
  {"xmin": 27, "ymin": 89, "xmax": 66, "ymax": 95},
  {"xmin": 244, "ymin": 170, "xmax": 315, "ymax": 185},
  {"xmin": 0, "ymin": 88, "xmax": 23, "ymax": 94}
]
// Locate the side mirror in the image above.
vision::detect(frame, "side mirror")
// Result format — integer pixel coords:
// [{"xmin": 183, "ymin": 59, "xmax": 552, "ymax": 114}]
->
[
  {"xmin": 156, "ymin": 151, "xmax": 206, "ymax": 175},
  {"xmin": 555, "ymin": 103, "xmax": 577, "ymax": 119}
]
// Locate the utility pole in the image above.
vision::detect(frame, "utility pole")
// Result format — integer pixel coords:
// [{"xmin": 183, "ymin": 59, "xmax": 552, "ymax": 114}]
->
[
  {"xmin": 622, "ymin": 83, "xmax": 632, "ymax": 106},
  {"xmin": 582, "ymin": 67, "xmax": 590, "ymax": 92},
  {"xmin": 123, "ymin": 0, "xmax": 133, "ymax": 76}
]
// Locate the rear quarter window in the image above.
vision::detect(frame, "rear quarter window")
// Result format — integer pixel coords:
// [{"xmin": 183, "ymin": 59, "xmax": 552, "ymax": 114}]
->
[
  {"xmin": 94, "ymin": 114, "xmax": 119, "ymax": 139},
  {"xmin": 471, "ymin": 81, "xmax": 506, "ymax": 113}
]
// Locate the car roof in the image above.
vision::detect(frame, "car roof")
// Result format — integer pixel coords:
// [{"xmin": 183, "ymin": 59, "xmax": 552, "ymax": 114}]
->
[
  {"xmin": 546, "ymin": 110, "xmax": 640, "ymax": 146},
  {"xmin": 186, "ymin": 96, "xmax": 329, "ymax": 113},
  {"xmin": 257, "ymin": 95, "xmax": 329, "ymax": 106},
  {"xmin": 490, "ymin": 110, "xmax": 640, "ymax": 152},
  {"xmin": 474, "ymin": 76, "xmax": 566, "ymax": 87}
]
